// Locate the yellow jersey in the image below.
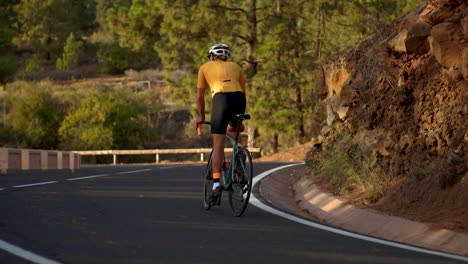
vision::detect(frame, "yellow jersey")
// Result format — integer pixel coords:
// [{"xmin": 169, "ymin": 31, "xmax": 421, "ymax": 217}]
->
[{"xmin": 197, "ymin": 60, "xmax": 246, "ymax": 96}]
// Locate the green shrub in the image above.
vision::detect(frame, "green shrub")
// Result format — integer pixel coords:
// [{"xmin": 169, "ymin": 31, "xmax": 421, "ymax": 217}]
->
[
  {"xmin": 10, "ymin": 86, "xmax": 63, "ymax": 149},
  {"xmin": 313, "ymin": 128, "xmax": 390, "ymax": 203},
  {"xmin": 59, "ymin": 90, "xmax": 153, "ymax": 150},
  {"xmin": 0, "ymin": 54, "xmax": 16, "ymax": 84},
  {"xmin": 3, "ymin": 80, "xmax": 162, "ymax": 150},
  {"xmin": 97, "ymin": 43, "xmax": 131, "ymax": 74},
  {"xmin": 24, "ymin": 57, "xmax": 41, "ymax": 73},
  {"xmin": 0, "ymin": 21, "xmax": 16, "ymax": 84},
  {"xmin": 56, "ymin": 33, "xmax": 83, "ymax": 70}
]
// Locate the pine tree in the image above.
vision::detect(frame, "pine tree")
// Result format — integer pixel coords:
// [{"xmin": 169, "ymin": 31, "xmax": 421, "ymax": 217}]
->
[
  {"xmin": 250, "ymin": 0, "xmax": 315, "ymax": 151},
  {"xmin": 107, "ymin": 0, "xmax": 162, "ymax": 52},
  {"xmin": 153, "ymin": 0, "xmax": 231, "ymax": 104},
  {"xmin": 0, "ymin": 21, "xmax": 16, "ymax": 85},
  {"xmin": 0, "ymin": 20, "xmax": 17, "ymax": 127},
  {"xmin": 56, "ymin": 33, "xmax": 84, "ymax": 70},
  {"xmin": 15, "ymin": 0, "xmax": 95, "ymax": 62}
]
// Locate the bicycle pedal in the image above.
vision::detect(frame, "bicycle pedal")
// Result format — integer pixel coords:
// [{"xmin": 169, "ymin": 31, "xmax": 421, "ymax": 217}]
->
[
  {"xmin": 210, "ymin": 193, "xmax": 221, "ymax": 206},
  {"xmin": 210, "ymin": 196, "xmax": 220, "ymax": 206}
]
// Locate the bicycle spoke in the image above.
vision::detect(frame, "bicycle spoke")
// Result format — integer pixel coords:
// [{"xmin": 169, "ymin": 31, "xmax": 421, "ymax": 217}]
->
[
  {"xmin": 203, "ymin": 151, "xmax": 214, "ymax": 210},
  {"xmin": 228, "ymin": 148, "xmax": 253, "ymax": 217}
]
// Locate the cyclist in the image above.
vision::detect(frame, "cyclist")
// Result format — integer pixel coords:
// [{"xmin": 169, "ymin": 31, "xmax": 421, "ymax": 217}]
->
[{"xmin": 196, "ymin": 43, "xmax": 246, "ymax": 201}]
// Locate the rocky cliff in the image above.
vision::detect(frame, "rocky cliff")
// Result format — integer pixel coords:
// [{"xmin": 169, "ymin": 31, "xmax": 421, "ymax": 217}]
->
[{"xmin": 308, "ymin": 0, "xmax": 467, "ymax": 231}]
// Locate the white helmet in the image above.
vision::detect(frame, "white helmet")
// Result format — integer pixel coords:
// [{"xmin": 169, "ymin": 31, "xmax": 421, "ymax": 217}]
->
[{"xmin": 208, "ymin": 43, "xmax": 231, "ymax": 59}]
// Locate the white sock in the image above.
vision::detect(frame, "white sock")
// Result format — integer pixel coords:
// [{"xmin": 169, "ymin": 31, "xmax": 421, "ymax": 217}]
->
[{"xmin": 213, "ymin": 182, "xmax": 220, "ymax": 190}]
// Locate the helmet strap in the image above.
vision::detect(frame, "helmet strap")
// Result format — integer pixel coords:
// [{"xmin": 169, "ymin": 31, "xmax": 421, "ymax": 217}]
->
[{"xmin": 214, "ymin": 55, "xmax": 227, "ymax": 61}]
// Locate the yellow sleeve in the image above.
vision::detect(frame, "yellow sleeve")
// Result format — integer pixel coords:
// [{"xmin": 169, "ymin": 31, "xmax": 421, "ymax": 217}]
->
[{"xmin": 197, "ymin": 66, "xmax": 206, "ymax": 89}]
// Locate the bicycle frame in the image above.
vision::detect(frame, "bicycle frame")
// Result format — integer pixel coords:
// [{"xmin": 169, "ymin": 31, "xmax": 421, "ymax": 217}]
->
[
  {"xmin": 221, "ymin": 134, "xmax": 240, "ymax": 189},
  {"xmin": 201, "ymin": 114, "xmax": 252, "ymax": 215},
  {"xmin": 202, "ymin": 115, "xmax": 249, "ymax": 190}
]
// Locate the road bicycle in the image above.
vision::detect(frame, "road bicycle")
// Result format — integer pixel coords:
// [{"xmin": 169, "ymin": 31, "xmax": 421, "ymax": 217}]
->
[{"xmin": 198, "ymin": 114, "xmax": 253, "ymax": 217}]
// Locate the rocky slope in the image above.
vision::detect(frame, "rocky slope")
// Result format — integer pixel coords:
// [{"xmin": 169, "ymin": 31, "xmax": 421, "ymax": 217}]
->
[{"xmin": 305, "ymin": 0, "xmax": 467, "ymax": 231}]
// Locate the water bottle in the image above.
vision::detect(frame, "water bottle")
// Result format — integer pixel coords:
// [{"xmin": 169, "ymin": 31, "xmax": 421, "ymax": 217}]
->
[{"xmin": 223, "ymin": 160, "xmax": 230, "ymax": 172}]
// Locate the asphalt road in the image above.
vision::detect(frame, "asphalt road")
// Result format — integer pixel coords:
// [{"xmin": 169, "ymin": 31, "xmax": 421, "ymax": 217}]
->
[{"xmin": 0, "ymin": 163, "xmax": 462, "ymax": 264}]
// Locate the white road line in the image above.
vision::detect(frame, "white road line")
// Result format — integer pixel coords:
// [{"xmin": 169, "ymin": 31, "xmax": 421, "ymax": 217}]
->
[
  {"xmin": 250, "ymin": 164, "xmax": 468, "ymax": 263},
  {"xmin": 66, "ymin": 174, "xmax": 109, "ymax": 181},
  {"xmin": 13, "ymin": 181, "xmax": 57, "ymax": 188},
  {"xmin": 0, "ymin": 239, "xmax": 62, "ymax": 264},
  {"xmin": 158, "ymin": 165, "xmax": 183, "ymax": 170},
  {"xmin": 116, "ymin": 169, "xmax": 152, "ymax": 175}
]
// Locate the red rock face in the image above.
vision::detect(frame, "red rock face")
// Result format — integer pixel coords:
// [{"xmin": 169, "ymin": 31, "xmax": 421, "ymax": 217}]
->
[
  {"xmin": 461, "ymin": 15, "xmax": 468, "ymax": 37},
  {"xmin": 312, "ymin": 0, "xmax": 467, "ymax": 230}
]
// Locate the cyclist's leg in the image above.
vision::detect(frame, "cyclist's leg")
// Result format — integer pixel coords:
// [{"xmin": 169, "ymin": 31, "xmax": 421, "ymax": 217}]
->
[
  {"xmin": 211, "ymin": 134, "xmax": 225, "ymax": 189},
  {"xmin": 227, "ymin": 123, "xmax": 244, "ymax": 138},
  {"xmin": 226, "ymin": 92, "xmax": 246, "ymax": 141},
  {"xmin": 211, "ymin": 93, "xmax": 230, "ymax": 193}
]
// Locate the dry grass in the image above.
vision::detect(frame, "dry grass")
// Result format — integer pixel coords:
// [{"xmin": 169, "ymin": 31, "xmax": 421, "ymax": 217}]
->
[{"xmin": 309, "ymin": 127, "xmax": 391, "ymax": 203}]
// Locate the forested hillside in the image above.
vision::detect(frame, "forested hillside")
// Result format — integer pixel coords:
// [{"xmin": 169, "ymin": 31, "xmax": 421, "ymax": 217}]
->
[{"xmin": 0, "ymin": 0, "xmax": 422, "ymax": 153}]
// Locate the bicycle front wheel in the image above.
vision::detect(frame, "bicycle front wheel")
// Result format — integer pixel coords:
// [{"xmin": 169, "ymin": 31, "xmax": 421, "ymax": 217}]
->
[{"xmin": 228, "ymin": 147, "xmax": 253, "ymax": 217}]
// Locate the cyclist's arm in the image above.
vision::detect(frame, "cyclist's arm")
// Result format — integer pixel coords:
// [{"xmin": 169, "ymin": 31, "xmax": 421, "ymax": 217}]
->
[
  {"xmin": 196, "ymin": 67, "xmax": 207, "ymax": 121},
  {"xmin": 196, "ymin": 87, "xmax": 205, "ymax": 121}
]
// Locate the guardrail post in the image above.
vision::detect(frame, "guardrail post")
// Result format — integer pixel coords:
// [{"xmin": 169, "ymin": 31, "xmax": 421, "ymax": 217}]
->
[
  {"xmin": 200, "ymin": 153, "xmax": 204, "ymax": 162},
  {"xmin": 69, "ymin": 152, "xmax": 75, "ymax": 172},
  {"xmin": 76, "ymin": 153, "xmax": 81, "ymax": 171},
  {"xmin": 21, "ymin": 149, "xmax": 29, "ymax": 170},
  {"xmin": 40, "ymin": 151, "xmax": 48, "ymax": 170},
  {"xmin": 0, "ymin": 148, "xmax": 8, "ymax": 174},
  {"xmin": 57, "ymin": 152, "xmax": 63, "ymax": 169},
  {"xmin": 155, "ymin": 154, "xmax": 159, "ymax": 164},
  {"xmin": 113, "ymin": 154, "xmax": 117, "ymax": 165}
]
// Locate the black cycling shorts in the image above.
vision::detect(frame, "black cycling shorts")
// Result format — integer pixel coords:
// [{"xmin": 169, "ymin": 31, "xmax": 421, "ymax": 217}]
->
[{"xmin": 211, "ymin": 92, "xmax": 246, "ymax": 134}]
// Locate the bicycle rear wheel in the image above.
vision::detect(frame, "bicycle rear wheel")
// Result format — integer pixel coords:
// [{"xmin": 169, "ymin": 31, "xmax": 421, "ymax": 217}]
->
[
  {"xmin": 228, "ymin": 147, "xmax": 253, "ymax": 217},
  {"xmin": 203, "ymin": 151, "xmax": 214, "ymax": 210}
]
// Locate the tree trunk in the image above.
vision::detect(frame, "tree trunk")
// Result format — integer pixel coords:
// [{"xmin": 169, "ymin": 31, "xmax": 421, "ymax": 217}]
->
[
  {"xmin": 272, "ymin": 133, "xmax": 279, "ymax": 153},
  {"xmin": 247, "ymin": 126, "xmax": 255, "ymax": 149},
  {"xmin": 244, "ymin": 0, "xmax": 259, "ymax": 148},
  {"xmin": 1, "ymin": 83, "xmax": 5, "ymax": 126},
  {"xmin": 221, "ymin": 0, "xmax": 259, "ymax": 148},
  {"xmin": 295, "ymin": 85, "xmax": 305, "ymax": 142},
  {"xmin": 290, "ymin": 15, "xmax": 306, "ymax": 143},
  {"xmin": 245, "ymin": 0, "xmax": 258, "ymax": 79},
  {"xmin": 315, "ymin": 9, "xmax": 324, "ymax": 60}
]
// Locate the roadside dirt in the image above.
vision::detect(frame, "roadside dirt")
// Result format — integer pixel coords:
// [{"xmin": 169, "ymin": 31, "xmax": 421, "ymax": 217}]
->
[
  {"xmin": 256, "ymin": 142, "xmax": 468, "ymax": 234},
  {"xmin": 255, "ymin": 142, "xmax": 314, "ymax": 163}
]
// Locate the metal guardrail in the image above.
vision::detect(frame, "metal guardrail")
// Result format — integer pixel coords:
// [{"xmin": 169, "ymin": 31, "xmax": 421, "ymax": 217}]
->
[
  {"xmin": 75, "ymin": 148, "xmax": 262, "ymax": 165},
  {"xmin": 0, "ymin": 148, "xmax": 81, "ymax": 174},
  {"xmin": 0, "ymin": 146, "xmax": 261, "ymax": 172}
]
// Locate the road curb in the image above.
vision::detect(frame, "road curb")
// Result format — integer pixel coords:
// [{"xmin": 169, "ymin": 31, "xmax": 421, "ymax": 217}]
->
[
  {"xmin": 254, "ymin": 163, "xmax": 468, "ymax": 260},
  {"xmin": 293, "ymin": 171, "xmax": 468, "ymax": 257}
]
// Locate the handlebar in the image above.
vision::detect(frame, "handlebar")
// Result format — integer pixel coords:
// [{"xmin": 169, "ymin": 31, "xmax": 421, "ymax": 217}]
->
[
  {"xmin": 235, "ymin": 114, "xmax": 250, "ymax": 120},
  {"xmin": 197, "ymin": 114, "xmax": 250, "ymax": 136},
  {"xmin": 197, "ymin": 121, "xmax": 210, "ymax": 136}
]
